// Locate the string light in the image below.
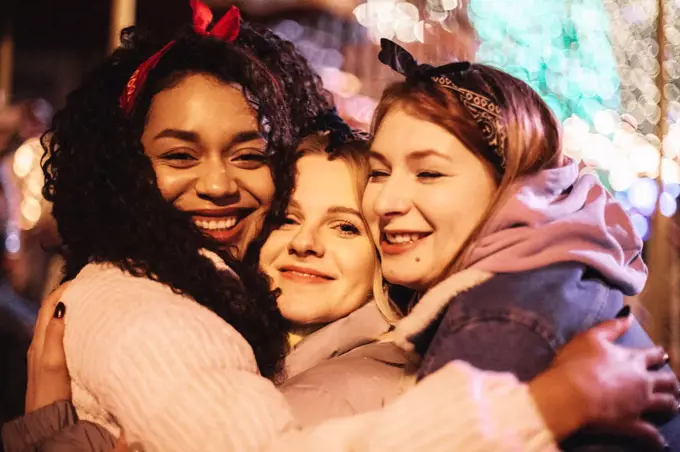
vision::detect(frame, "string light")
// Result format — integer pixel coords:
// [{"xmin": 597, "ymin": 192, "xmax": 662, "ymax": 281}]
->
[{"xmin": 348, "ymin": 0, "xmax": 680, "ymax": 225}]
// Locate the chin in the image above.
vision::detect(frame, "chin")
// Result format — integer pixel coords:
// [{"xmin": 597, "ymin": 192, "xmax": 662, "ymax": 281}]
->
[
  {"xmin": 384, "ymin": 268, "xmax": 418, "ymax": 287},
  {"xmin": 385, "ymin": 274, "xmax": 433, "ymax": 293}
]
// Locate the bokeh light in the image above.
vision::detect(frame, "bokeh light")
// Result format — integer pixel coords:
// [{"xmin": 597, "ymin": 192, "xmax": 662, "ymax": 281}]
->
[{"xmin": 349, "ymin": 0, "xmax": 680, "ymax": 234}]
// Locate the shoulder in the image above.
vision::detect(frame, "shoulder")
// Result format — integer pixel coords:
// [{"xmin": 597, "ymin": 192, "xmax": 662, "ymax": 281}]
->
[
  {"xmin": 63, "ymin": 263, "xmax": 257, "ymax": 378},
  {"xmin": 446, "ymin": 263, "xmax": 622, "ymax": 344}
]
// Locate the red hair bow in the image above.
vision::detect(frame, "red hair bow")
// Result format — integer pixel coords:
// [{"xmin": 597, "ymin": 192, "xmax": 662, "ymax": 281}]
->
[{"xmin": 119, "ymin": 0, "xmax": 241, "ymax": 115}]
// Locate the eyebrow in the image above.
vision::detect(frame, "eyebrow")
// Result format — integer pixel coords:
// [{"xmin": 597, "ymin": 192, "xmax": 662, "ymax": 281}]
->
[
  {"xmin": 368, "ymin": 150, "xmax": 389, "ymax": 165},
  {"xmin": 153, "ymin": 129, "xmax": 200, "ymax": 142},
  {"xmin": 153, "ymin": 129, "xmax": 264, "ymax": 147},
  {"xmin": 287, "ymin": 200, "xmax": 363, "ymax": 221},
  {"xmin": 368, "ymin": 149, "xmax": 451, "ymax": 163},
  {"xmin": 406, "ymin": 149, "xmax": 452, "ymax": 161},
  {"xmin": 230, "ymin": 130, "xmax": 265, "ymax": 146},
  {"xmin": 327, "ymin": 206, "xmax": 363, "ymax": 220}
]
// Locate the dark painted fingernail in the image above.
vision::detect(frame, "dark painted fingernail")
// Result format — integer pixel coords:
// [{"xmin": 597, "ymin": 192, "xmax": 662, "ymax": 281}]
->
[
  {"xmin": 664, "ymin": 353, "xmax": 671, "ymax": 365},
  {"xmin": 53, "ymin": 302, "xmax": 66, "ymax": 319},
  {"xmin": 664, "ymin": 444, "xmax": 670, "ymax": 451},
  {"xmin": 615, "ymin": 305, "xmax": 631, "ymax": 318}
]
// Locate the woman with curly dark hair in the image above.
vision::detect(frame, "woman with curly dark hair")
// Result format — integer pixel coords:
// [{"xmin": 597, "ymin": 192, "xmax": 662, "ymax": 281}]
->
[{"xmin": 13, "ymin": 2, "xmax": 307, "ymax": 450}]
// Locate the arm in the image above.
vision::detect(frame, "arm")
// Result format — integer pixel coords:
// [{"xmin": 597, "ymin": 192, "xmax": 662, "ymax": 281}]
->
[
  {"xmin": 1, "ymin": 285, "xmax": 116, "ymax": 452},
  {"xmin": 270, "ymin": 361, "xmax": 557, "ymax": 452},
  {"xmin": 419, "ymin": 303, "xmax": 675, "ymax": 451},
  {"xmin": 8, "ymin": 297, "xmax": 673, "ymax": 452},
  {"xmin": 89, "ymin": 312, "xmax": 557, "ymax": 452},
  {"xmin": 65, "ymin": 268, "xmax": 556, "ymax": 452},
  {"xmin": 1, "ymin": 401, "xmax": 72, "ymax": 452},
  {"xmin": 420, "ymin": 312, "xmax": 556, "ymax": 382}
]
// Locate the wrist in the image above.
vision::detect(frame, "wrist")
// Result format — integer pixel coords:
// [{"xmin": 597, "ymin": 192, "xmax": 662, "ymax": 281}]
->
[{"xmin": 528, "ymin": 367, "xmax": 588, "ymax": 441}]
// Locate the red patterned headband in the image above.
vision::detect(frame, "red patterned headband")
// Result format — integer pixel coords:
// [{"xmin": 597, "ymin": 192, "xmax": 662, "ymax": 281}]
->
[{"xmin": 119, "ymin": 0, "xmax": 242, "ymax": 115}]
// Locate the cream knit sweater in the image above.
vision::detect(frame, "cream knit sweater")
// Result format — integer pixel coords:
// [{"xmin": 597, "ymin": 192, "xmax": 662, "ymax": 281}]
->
[{"xmin": 62, "ymin": 263, "xmax": 558, "ymax": 452}]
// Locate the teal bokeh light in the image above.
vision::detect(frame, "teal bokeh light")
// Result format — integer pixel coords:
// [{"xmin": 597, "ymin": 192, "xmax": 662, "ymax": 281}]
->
[{"xmin": 470, "ymin": 0, "xmax": 620, "ymax": 124}]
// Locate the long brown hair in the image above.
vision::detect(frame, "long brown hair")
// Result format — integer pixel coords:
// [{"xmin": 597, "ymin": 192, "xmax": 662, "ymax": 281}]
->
[{"xmin": 371, "ymin": 64, "xmax": 565, "ymax": 276}]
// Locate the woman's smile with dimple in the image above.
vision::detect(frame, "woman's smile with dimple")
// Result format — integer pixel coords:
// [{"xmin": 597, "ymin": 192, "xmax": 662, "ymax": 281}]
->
[{"xmin": 142, "ymin": 75, "xmax": 275, "ymax": 258}]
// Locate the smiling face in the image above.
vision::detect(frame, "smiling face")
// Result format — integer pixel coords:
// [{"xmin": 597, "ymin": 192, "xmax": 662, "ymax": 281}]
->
[
  {"xmin": 259, "ymin": 152, "xmax": 377, "ymax": 326},
  {"xmin": 362, "ymin": 106, "xmax": 497, "ymax": 291},
  {"xmin": 141, "ymin": 74, "xmax": 275, "ymax": 259}
]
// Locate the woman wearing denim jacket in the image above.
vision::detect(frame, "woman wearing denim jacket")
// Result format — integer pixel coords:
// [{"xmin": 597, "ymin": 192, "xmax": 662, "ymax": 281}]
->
[{"xmin": 365, "ymin": 39, "xmax": 680, "ymax": 450}]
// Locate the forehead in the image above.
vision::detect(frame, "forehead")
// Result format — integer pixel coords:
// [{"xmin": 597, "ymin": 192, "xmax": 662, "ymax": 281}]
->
[
  {"xmin": 145, "ymin": 74, "xmax": 258, "ymax": 135},
  {"xmin": 293, "ymin": 154, "xmax": 359, "ymax": 211},
  {"xmin": 371, "ymin": 106, "xmax": 466, "ymax": 161}
]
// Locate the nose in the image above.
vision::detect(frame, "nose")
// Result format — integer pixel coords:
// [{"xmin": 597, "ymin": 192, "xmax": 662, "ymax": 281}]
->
[
  {"xmin": 288, "ymin": 226, "xmax": 325, "ymax": 258},
  {"xmin": 195, "ymin": 161, "xmax": 239, "ymax": 203},
  {"xmin": 372, "ymin": 174, "xmax": 411, "ymax": 219}
]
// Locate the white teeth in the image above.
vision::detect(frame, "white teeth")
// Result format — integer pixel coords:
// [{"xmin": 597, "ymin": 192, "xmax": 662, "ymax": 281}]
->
[
  {"xmin": 289, "ymin": 271, "xmax": 321, "ymax": 278},
  {"xmin": 385, "ymin": 232, "xmax": 425, "ymax": 244},
  {"xmin": 195, "ymin": 217, "xmax": 238, "ymax": 231}
]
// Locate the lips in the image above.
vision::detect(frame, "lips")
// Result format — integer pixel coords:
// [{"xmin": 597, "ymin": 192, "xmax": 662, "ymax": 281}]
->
[
  {"xmin": 278, "ymin": 265, "xmax": 334, "ymax": 283},
  {"xmin": 380, "ymin": 230, "xmax": 431, "ymax": 255}
]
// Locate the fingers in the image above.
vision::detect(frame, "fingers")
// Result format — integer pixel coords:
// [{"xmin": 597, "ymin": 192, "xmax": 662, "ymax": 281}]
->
[
  {"xmin": 590, "ymin": 316, "xmax": 634, "ymax": 342},
  {"xmin": 645, "ymin": 393, "xmax": 680, "ymax": 417},
  {"xmin": 652, "ymin": 371, "xmax": 680, "ymax": 395},
  {"xmin": 27, "ymin": 296, "xmax": 67, "ymax": 413},
  {"xmin": 25, "ymin": 302, "xmax": 71, "ymax": 413},
  {"xmin": 41, "ymin": 311, "xmax": 68, "ymax": 374},
  {"xmin": 114, "ymin": 432, "xmax": 128, "ymax": 452},
  {"xmin": 644, "ymin": 346, "xmax": 671, "ymax": 369},
  {"xmin": 586, "ymin": 421, "xmax": 668, "ymax": 451},
  {"xmin": 42, "ymin": 283, "xmax": 69, "ymax": 309},
  {"xmin": 31, "ymin": 284, "xmax": 69, "ymax": 363},
  {"xmin": 621, "ymin": 420, "xmax": 668, "ymax": 452}
]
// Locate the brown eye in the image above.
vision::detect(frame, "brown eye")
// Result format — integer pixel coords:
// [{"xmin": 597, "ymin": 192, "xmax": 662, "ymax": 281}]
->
[
  {"xmin": 161, "ymin": 150, "xmax": 198, "ymax": 168},
  {"xmin": 233, "ymin": 151, "xmax": 268, "ymax": 169}
]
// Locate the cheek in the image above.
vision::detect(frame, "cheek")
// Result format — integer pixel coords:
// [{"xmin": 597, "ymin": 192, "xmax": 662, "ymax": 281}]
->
[
  {"xmin": 258, "ymin": 232, "xmax": 287, "ymax": 272},
  {"xmin": 239, "ymin": 168, "xmax": 275, "ymax": 206},
  {"xmin": 431, "ymin": 179, "xmax": 495, "ymax": 242},
  {"xmin": 339, "ymin": 241, "xmax": 377, "ymax": 291},
  {"xmin": 153, "ymin": 166, "xmax": 195, "ymax": 204},
  {"xmin": 361, "ymin": 189, "xmax": 380, "ymax": 241}
]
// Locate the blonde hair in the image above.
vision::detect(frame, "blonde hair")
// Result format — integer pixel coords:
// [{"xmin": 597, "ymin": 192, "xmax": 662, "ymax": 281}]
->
[{"xmin": 296, "ymin": 133, "xmax": 400, "ymax": 324}]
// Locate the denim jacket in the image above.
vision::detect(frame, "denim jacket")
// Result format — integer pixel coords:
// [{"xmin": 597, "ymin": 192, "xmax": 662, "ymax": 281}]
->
[{"xmin": 417, "ymin": 262, "xmax": 680, "ymax": 451}]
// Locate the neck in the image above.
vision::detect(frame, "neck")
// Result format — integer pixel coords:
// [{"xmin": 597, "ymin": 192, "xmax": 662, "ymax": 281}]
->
[{"xmin": 287, "ymin": 323, "xmax": 325, "ymax": 348}]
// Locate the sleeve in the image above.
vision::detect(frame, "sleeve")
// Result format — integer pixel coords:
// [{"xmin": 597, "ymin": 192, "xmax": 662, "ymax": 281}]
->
[
  {"xmin": 68, "ymin": 275, "xmax": 557, "ymax": 452},
  {"xmin": 1, "ymin": 401, "xmax": 77, "ymax": 452},
  {"xmin": 270, "ymin": 361, "xmax": 558, "ymax": 452},
  {"xmin": 88, "ymin": 317, "xmax": 558, "ymax": 452},
  {"xmin": 419, "ymin": 308, "xmax": 557, "ymax": 382},
  {"xmin": 33, "ymin": 422, "xmax": 117, "ymax": 452}
]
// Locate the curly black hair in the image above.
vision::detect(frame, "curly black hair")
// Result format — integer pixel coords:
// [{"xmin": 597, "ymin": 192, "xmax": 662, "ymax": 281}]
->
[
  {"xmin": 40, "ymin": 24, "xmax": 317, "ymax": 380},
  {"xmin": 236, "ymin": 23, "xmax": 334, "ymax": 266}
]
